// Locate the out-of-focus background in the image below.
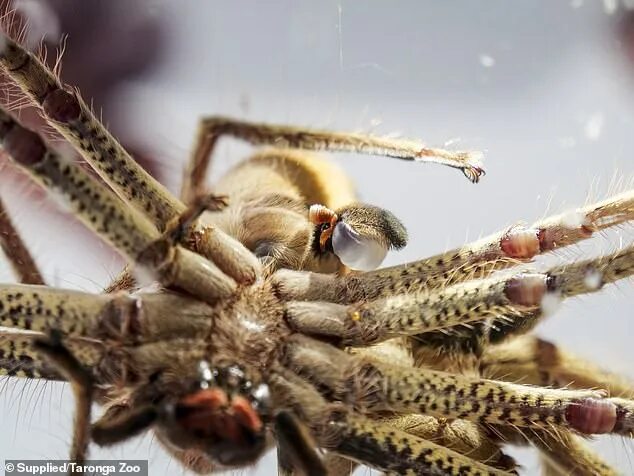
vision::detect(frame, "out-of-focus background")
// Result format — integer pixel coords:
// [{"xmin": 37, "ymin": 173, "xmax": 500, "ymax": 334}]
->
[{"xmin": 2, "ymin": 1, "xmax": 634, "ymax": 474}]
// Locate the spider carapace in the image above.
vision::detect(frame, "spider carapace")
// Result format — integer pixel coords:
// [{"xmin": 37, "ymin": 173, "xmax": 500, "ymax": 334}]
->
[{"xmin": 0, "ymin": 28, "xmax": 634, "ymax": 476}]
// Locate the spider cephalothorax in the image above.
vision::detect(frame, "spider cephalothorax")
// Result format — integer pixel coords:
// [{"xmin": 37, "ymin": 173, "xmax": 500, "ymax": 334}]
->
[{"xmin": 2, "ymin": 27, "xmax": 634, "ymax": 476}]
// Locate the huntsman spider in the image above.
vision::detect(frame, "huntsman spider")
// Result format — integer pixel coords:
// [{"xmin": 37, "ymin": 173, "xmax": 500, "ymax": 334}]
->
[{"xmin": 0, "ymin": 26, "xmax": 633, "ymax": 476}]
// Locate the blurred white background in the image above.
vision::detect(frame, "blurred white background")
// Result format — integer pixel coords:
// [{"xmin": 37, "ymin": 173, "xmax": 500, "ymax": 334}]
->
[{"xmin": 2, "ymin": 1, "xmax": 634, "ymax": 474}]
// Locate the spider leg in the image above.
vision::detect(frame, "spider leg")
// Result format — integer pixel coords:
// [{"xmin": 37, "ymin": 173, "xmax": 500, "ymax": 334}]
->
[
  {"xmin": 0, "ymin": 36, "xmax": 260, "ymax": 290},
  {"xmin": 480, "ymin": 335, "xmax": 634, "ymax": 397},
  {"xmin": 269, "ymin": 369, "xmax": 511, "ymax": 476},
  {"xmin": 33, "ymin": 329, "xmax": 94, "ymax": 464},
  {"xmin": 152, "ymin": 431, "xmax": 216, "ymax": 474},
  {"xmin": 528, "ymin": 430, "xmax": 617, "ymax": 476},
  {"xmin": 91, "ymin": 405, "xmax": 159, "ymax": 447},
  {"xmin": 181, "ymin": 116, "xmax": 484, "ymax": 203},
  {"xmin": 272, "ymin": 361, "xmax": 515, "ymax": 473},
  {"xmin": 0, "ymin": 194, "xmax": 44, "ymax": 284},
  {"xmin": 321, "ymin": 454, "xmax": 356, "ymax": 476},
  {"xmin": 490, "ymin": 423, "xmax": 617, "ymax": 476},
  {"xmin": 275, "ymin": 410, "xmax": 327, "ymax": 476},
  {"xmin": 0, "ymin": 285, "xmax": 213, "ymax": 345},
  {"xmin": 0, "ymin": 107, "xmax": 238, "ymax": 304},
  {"xmin": 283, "ymin": 242, "xmax": 634, "ymax": 347},
  {"xmin": 173, "ymin": 193, "xmax": 262, "ymax": 285},
  {"xmin": 369, "ymin": 188, "xmax": 634, "ymax": 293},
  {"xmin": 323, "ymin": 413, "xmax": 514, "ymax": 476},
  {"xmin": 284, "ymin": 335, "xmax": 634, "ymax": 437},
  {"xmin": 273, "ymin": 189, "xmax": 634, "ymax": 304},
  {"xmin": 104, "ymin": 191, "xmax": 263, "ymax": 292},
  {"xmin": 379, "ymin": 414, "xmax": 516, "ymax": 472},
  {"xmin": 0, "ymin": 33, "xmax": 184, "ymax": 229},
  {"xmin": 0, "ymin": 329, "xmax": 65, "ymax": 379}
]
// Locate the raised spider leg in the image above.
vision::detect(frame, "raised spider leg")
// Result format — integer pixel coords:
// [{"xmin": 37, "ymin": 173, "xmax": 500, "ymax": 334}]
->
[
  {"xmin": 181, "ymin": 116, "xmax": 485, "ymax": 202},
  {"xmin": 32, "ymin": 330, "xmax": 94, "ymax": 464},
  {"xmin": 0, "ymin": 105, "xmax": 240, "ymax": 304},
  {"xmin": 0, "ymin": 34, "xmax": 260, "ymax": 288},
  {"xmin": 170, "ymin": 193, "xmax": 262, "ymax": 284},
  {"xmin": 0, "ymin": 33, "xmax": 184, "ymax": 229},
  {"xmin": 0, "ymin": 194, "xmax": 44, "ymax": 284},
  {"xmin": 284, "ymin": 335, "xmax": 634, "ymax": 438}
]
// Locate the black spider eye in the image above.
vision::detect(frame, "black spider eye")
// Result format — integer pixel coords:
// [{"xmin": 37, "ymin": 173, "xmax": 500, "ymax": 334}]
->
[{"xmin": 222, "ymin": 365, "xmax": 245, "ymax": 389}]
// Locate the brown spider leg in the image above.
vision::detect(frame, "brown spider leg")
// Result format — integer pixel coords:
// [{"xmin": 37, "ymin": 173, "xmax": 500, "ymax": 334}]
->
[
  {"xmin": 380, "ymin": 414, "xmax": 516, "ymax": 472},
  {"xmin": 284, "ymin": 335, "xmax": 634, "ymax": 437},
  {"xmin": 105, "ymin": 191, "xmax": 262, "ymax": 292},
  {"xmin": 152, "ymin": 431, "xmax": 217, "ymax": 474},
  {"xmin": 320, "ymin": 455, "xmax": 356, "ymax": 476},
  {"xmin": 491, "ymin": 423, "xmax": 617, "ymax": 476},
  {"xmin": 322, "ymin": 414, "xmax": 513, "ymax": 476},
  {"xmin": 275, "ymin": 411, "xmax": 327, "ymax": 476},
  {"xmin": 283, "ymin": 271, "xmax": 547, "ymax": 346},
  {"xmin": 0, "ymin": 329, "xmax": 65, "ymax": 379},
  {"xmin": 268, "ymin": 370, "xmax": 511, "ymax": 476},
  {"xmin": 364, "ymin": 189, "xmax": 634, "ymax": 295},
  {"xmin": 273, "ymin": 190, "xmax": 634, "ymax": 304},
  {"xmin": 0, "ymin": 36, "xmax": 259, "ymax": 289},
  {"xmin": 0, "ymin": 107, "xmax": 238, "ymax": 304},
  {"xmin": 271, "ymin": 365, "xmax": 514, "ymax": 474},
  {"xmin": 527, "ymin": 430, "xmax": 617, "ymax": 476},
  {"xmin": 480, "ymin": 335, "xmax": 634, "ymax": 398},
  {"xmin": 173, "ymin": 193, "xmax": 262, "ymax": 285},
  {"xmin": 0, "ymin": 33, "xmax": 185, "ymax": 229},
  {"xmin": 0, "ymin": 285, "xmax": 213, "ymax": 347},
  {"xmin": 0, "ymin": 194, "xmax": 44, "ymax": 284},
  {"xmin": 284, "ymin": 241, "xmax": 634, "ymax": 347},
  {"xmin": 91, "ymin": 405, "xmax": 159, "ymax": 446},
  {"xmin": 181, "ymin": 116, "xmax": 485, "ymax": 203},
  {"xmin": 33, "ymin": 330, "xmax": 94, "ymax": 464}
]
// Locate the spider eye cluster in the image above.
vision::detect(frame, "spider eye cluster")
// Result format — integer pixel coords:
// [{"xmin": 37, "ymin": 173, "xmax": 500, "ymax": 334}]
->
[
  {"xmin": 160, "ymin": 361, "xmax": 270, "ymax": 467},
  {"xmin": 198, "ymin": 361, "xmax": 270, "ymax": 409}
]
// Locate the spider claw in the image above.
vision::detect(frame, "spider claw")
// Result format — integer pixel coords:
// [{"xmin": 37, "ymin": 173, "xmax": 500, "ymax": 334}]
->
[{"xmin": 463, "ymin": 165, "xmax": 485, "ymax": 183}]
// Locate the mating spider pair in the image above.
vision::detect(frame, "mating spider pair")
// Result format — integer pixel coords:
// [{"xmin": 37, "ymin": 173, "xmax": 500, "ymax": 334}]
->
[{"xmin": 0, "ymin": 27, "xmax": 633, "ymax": 476}]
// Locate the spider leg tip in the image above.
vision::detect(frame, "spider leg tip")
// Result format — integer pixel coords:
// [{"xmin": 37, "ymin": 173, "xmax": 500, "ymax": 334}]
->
[{"xmin": 463, "ymin": 164, "xmax": 486, "ymax": 183}]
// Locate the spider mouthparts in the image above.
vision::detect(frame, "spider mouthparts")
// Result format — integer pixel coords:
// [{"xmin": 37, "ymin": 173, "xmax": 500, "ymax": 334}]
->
[{"xmin": 175, "ymin": 388, "xmax": 264, "ymax": 442}]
